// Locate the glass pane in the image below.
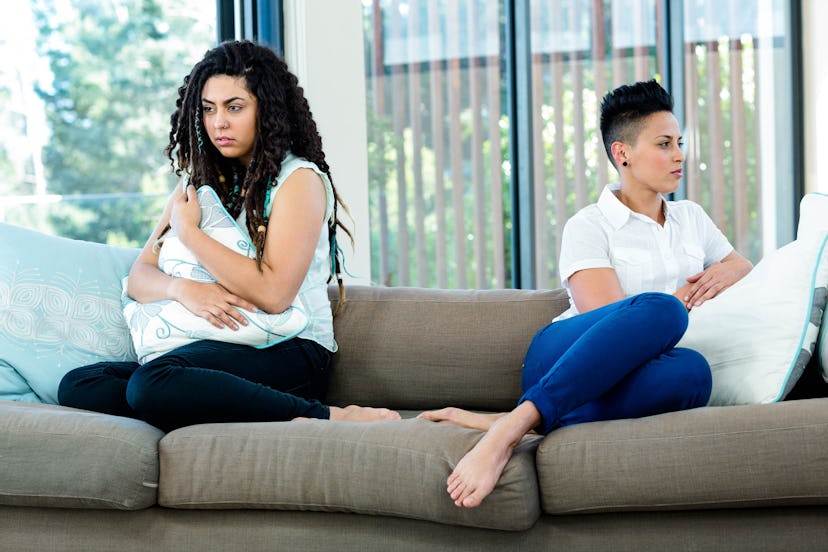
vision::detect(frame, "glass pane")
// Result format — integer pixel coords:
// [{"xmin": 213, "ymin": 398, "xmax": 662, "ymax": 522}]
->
[
  {"xmin": 363, "ymin": 0, "xmax": 511, "ymax": 288},
  {"xmin": 528, "ymin": 0, "xmax": 663, "ymax": 289},
  {"xmin": 0, "ymin": 0, "xmax": 216, "ymax": 246},
  {"xmin": 682, "ymin": 0, "xmax": 794, "ymax": 261}
]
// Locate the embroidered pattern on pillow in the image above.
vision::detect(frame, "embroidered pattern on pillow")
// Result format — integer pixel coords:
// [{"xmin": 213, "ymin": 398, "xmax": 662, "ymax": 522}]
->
[
  {"xmin": 0, "ymin": 223, "xmax": 138, "ymax": 403},
  {"xmin": 123, "ymin": 186, "xmax": 308, "ymax": 364}
]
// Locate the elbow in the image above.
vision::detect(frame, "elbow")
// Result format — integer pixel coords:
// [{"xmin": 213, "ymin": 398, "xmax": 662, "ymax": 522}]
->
[{"xmin": 258, "ymin": 295, "xmax": 298, "ymax": 315}]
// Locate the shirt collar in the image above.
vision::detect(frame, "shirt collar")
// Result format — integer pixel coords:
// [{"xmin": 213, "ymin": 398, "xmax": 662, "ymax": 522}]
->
[{"xmin": 597, "ymin": 183, "xmax": 671, "ymax": 229}]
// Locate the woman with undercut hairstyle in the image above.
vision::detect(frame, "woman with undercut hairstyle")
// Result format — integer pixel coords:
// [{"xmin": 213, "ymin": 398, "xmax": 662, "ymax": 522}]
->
[
  {"xmin": 59, "ymin": 40, "xmax": 399, "ymax": 431},
  {"xmin": 419, "ymin": 79, "xmax": 752, "ymax": 509}
]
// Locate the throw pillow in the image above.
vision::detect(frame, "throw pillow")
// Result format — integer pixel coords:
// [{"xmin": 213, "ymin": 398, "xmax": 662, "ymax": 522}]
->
[
  {"xmin": 123, "ymin": 185, "xmax": 308, "ymax": 364},
  {"xmin": 797, "ymin": 192, "xmax": 828, "ymax": 240},
  {"xmin": 677, "ymin": 230, "xmax": 828, "ymax": 405},
  {"xmin": 0, "ymin": 360, "xmax": 41, "ymax": 403},
  {"xmin": 0, "ymin": 223, "xmax": 139, "ymax": 404},
  {"xmin": 795, "ymin": 192, "xmax": 828, "ymax": 382}
]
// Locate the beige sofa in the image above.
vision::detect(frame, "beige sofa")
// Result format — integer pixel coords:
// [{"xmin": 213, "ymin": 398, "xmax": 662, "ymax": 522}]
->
[{"xmin": 3, "ymin": 284, "xmax": 828, "ymax": 551}]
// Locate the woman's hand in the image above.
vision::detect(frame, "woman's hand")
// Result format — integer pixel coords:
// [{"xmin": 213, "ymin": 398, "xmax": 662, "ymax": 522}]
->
[
  {"xmin": 169, "ymin": 184, "xmax": 202, "ymax": 241},
  {"xmin": 681, "ymin": 251, "xmax": 753, "ymax": 309},
  {"xmin": 170, "ymin": 278, "xmax": 257, "ymax": 330}
]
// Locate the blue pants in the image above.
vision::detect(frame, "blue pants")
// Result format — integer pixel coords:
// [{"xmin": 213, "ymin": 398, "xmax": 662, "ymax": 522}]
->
[
  {"xmin": 520, "ymin": 292, "xmax": 711, "ymax": 435},
  {"xmin": 58, "ymin": 338, "xmax": 332, "ymax": 432}
]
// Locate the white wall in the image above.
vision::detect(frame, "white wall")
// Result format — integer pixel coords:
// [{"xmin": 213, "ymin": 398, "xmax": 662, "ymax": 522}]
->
[
  {"xmin": 803, "ymin": 0, "xmax": 827, "ymax": 194},
  {"xmin": 282, "ymin": 0, "xmax": 372, "ymax": 284}
]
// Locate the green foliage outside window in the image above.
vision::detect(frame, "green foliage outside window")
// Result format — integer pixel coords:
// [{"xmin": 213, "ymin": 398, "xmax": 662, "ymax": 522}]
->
[{"xmin": 1, "ymin": 0, "xmax": 214, "ymax": 247}]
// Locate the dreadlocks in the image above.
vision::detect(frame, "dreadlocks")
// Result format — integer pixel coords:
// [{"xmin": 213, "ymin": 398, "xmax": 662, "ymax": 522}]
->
[{"xmin": 164, "ymin": 40, "xmax": 352, "ymax": 314}]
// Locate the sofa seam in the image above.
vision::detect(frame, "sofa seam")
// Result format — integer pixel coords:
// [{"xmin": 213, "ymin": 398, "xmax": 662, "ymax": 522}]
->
[
  {"xmin": 3, "ymin": 426, "xmax": 161, "ymax": 446},
  {"xmin": 547, "ymin": 493, "xmax": 828, "ymax": 515},
  {"xmin": 341, "ymin": 297, "xmax": 563, "ymax": 304},
  {"xmin": 159, "ymin": 500, "xmax": 538, "ymax": 531},
  {"xmin": 540, "ymin": 421, "xmax": 828, "ymax": 449}
]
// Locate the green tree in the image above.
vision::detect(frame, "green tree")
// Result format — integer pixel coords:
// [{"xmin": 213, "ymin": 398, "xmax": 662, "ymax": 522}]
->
[{"xmin": 31, "ymin": 0, "xmax": 213, "ymax": 245}]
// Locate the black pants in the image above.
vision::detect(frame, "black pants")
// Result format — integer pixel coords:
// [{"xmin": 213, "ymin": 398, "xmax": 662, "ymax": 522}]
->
[{"xmin": 58, "ymin": 338, "xmax": 332, "ymax": 432}]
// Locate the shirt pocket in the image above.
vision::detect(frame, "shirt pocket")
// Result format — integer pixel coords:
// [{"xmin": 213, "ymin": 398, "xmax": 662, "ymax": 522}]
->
[
  {"xmin": 611, "ymin": 246, "xmax": 651, "ymax": 295},
  {"xmin": 680, "ymin": 244, "xmax": 706, "ymax": 277}
]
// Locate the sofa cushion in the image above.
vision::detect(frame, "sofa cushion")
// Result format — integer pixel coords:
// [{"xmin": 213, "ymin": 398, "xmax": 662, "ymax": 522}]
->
[
  {"xmin": 536, "ymin": 398, "xmax": 828, "ymax": 514},
  {"xmin": 0, "ymin": 223, "xmax": 139, "ymax": 403},
  {"xmin": 158, "ymin": 418, "xmax": 542, "ymax": 531},
  {"xmin": 0, "ymin": 400, "xmax": 163, "ymax": 509},
  {"xmin": 326, "ymin": 285, "xmax": 569, "ymax": 411}
]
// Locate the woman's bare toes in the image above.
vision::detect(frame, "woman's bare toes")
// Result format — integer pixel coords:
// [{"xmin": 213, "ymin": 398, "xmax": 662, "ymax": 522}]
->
[
  {"xmin": 330, "ymin": 405, "xmax": 401, "ymax": 422},
  {"xmin": 417, "ymin": 407, "xmax": 504, "ymax": 431}
]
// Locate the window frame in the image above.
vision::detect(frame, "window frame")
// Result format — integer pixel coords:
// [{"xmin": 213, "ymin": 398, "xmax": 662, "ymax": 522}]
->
[{"xmin": 216, "ymin": 0, "xmax": 284, "ymax": 52}]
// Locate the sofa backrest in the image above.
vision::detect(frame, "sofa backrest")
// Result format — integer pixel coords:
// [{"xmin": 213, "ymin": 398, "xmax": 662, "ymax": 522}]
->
[{"xmin": 326, "ymin": 285, "xmax": 570, "ymax": 411}]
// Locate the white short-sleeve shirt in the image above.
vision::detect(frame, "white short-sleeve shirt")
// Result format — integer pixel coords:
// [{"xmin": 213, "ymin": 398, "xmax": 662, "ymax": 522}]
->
[{"xmin": 555, "ymin": 183, "xmax": 734, "ymax": 321}]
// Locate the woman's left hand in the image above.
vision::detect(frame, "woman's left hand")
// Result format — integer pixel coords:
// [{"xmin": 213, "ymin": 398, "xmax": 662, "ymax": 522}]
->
[
  {"xmin": 682, "ymin": 250, "xmax": 753, "ymax": 309},
  {"xmin": 169, "ymin": 184, "xmax": 202, "ymax": 240}
]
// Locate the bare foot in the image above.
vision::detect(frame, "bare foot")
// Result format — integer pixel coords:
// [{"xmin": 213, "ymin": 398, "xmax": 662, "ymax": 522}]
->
[
  {"xmin": 417, "ymin": 407, "xmax": 505, "ymax": 432},
  {"xmin": 329, "ymin": 405, "xmax": 401, "ymax": 422},
  {"xmin": 446, "ymin": 402, "xmax": 541, "ymax": 508}
]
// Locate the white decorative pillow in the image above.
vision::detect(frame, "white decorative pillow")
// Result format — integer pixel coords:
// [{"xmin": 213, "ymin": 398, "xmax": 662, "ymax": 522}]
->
[
  {"xmin": 123, "ymin": 186, "xmax": 308, "ymax": 364},
  {"xmin": 797, "ymin": 192, "xmax": 828, "ymax": 240},
  {"xmin": 677, "ymin": 231, "xmax": 828, "ymax": 405},
  {"xmin": 796, "ymin": 193, "xmax": 828, "ymax": 381}
]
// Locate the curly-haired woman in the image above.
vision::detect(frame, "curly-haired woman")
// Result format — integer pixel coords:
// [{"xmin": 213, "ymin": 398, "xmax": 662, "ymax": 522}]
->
[{"xmin": 58, "ymin": 40, "xmax": 399, "ymax": 431}]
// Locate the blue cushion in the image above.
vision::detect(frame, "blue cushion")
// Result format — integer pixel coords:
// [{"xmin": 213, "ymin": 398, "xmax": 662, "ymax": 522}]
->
[
  {"xmin": 0, "ymin": 360, "xmax": 40, "ymax": 402},
  {"xmin": 0, "ymin": 223, "xmax": 139, "ymax": 403}
]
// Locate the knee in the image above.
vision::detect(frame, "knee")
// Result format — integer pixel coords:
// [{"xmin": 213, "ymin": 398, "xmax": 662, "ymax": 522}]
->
[
  {"xmin": 57, "ymin": 363, "xmax": 105, "ymax": 407},
  {"xmin": 635, "ymin": 292, "xmax": 687, "ymax": 320},
  {"xmin": 57, "ymin": 368, "xmax": 83, "ymax": 406},
  {"xmin": 125, "ymin": 364, "xmax": 160, "ymax": 416},
  {"xmin": 669, "ymin": 348, "xmax": 712, "ymax": 407},
  {"xmin": 633, "ymin": 292, "xmax": 689, "ymax": 338}
]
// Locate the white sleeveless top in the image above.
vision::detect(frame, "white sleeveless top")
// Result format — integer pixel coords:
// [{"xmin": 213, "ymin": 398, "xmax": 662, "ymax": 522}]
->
[{"xmin": 237, "ymin": 152, "xmax": 338, "ymax": 352}]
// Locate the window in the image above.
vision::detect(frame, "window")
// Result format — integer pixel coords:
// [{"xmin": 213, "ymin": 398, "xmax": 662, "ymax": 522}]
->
[
  {"xmin": 0, "ymin": 0, "xmax": 216, "ymax": 246},
  {"xmin": 527, "ymin": 0, "xmax": 663, "ymax": 288},
  {"xmin": 680, "ymin": 0, "xmax": 797, "ymax": 261},
  {"xmin": 364, "ymin": 0, "xmax": 800, "ymax": 289},
  {"xmin": 363, "ymin": 0, "xmax": 510, "ymax": 288}
]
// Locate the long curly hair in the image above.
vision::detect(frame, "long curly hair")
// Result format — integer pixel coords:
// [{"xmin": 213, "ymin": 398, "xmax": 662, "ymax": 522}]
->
[{"xmin": 164, "ymin": 40, "xmax": 352, "ymax": 314}]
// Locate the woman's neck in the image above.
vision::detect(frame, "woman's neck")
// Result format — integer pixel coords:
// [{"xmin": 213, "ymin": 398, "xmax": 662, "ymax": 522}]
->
[{"xmin": 614, "ymin": 185, "xmax": 665, "ymax": 226}]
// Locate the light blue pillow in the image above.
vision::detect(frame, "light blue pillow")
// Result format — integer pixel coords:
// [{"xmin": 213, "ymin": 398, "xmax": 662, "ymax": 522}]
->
[
  {"xmin": 122, "ymin": 186, "xmax": 308, "ymax": 364},
  {"xmin": 0, "ymin": 360, "xmax": 40, "ymax": 403},
  {"xmin": 0, "ymin": 223, "xmax": 139, "ymax": 404}
]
